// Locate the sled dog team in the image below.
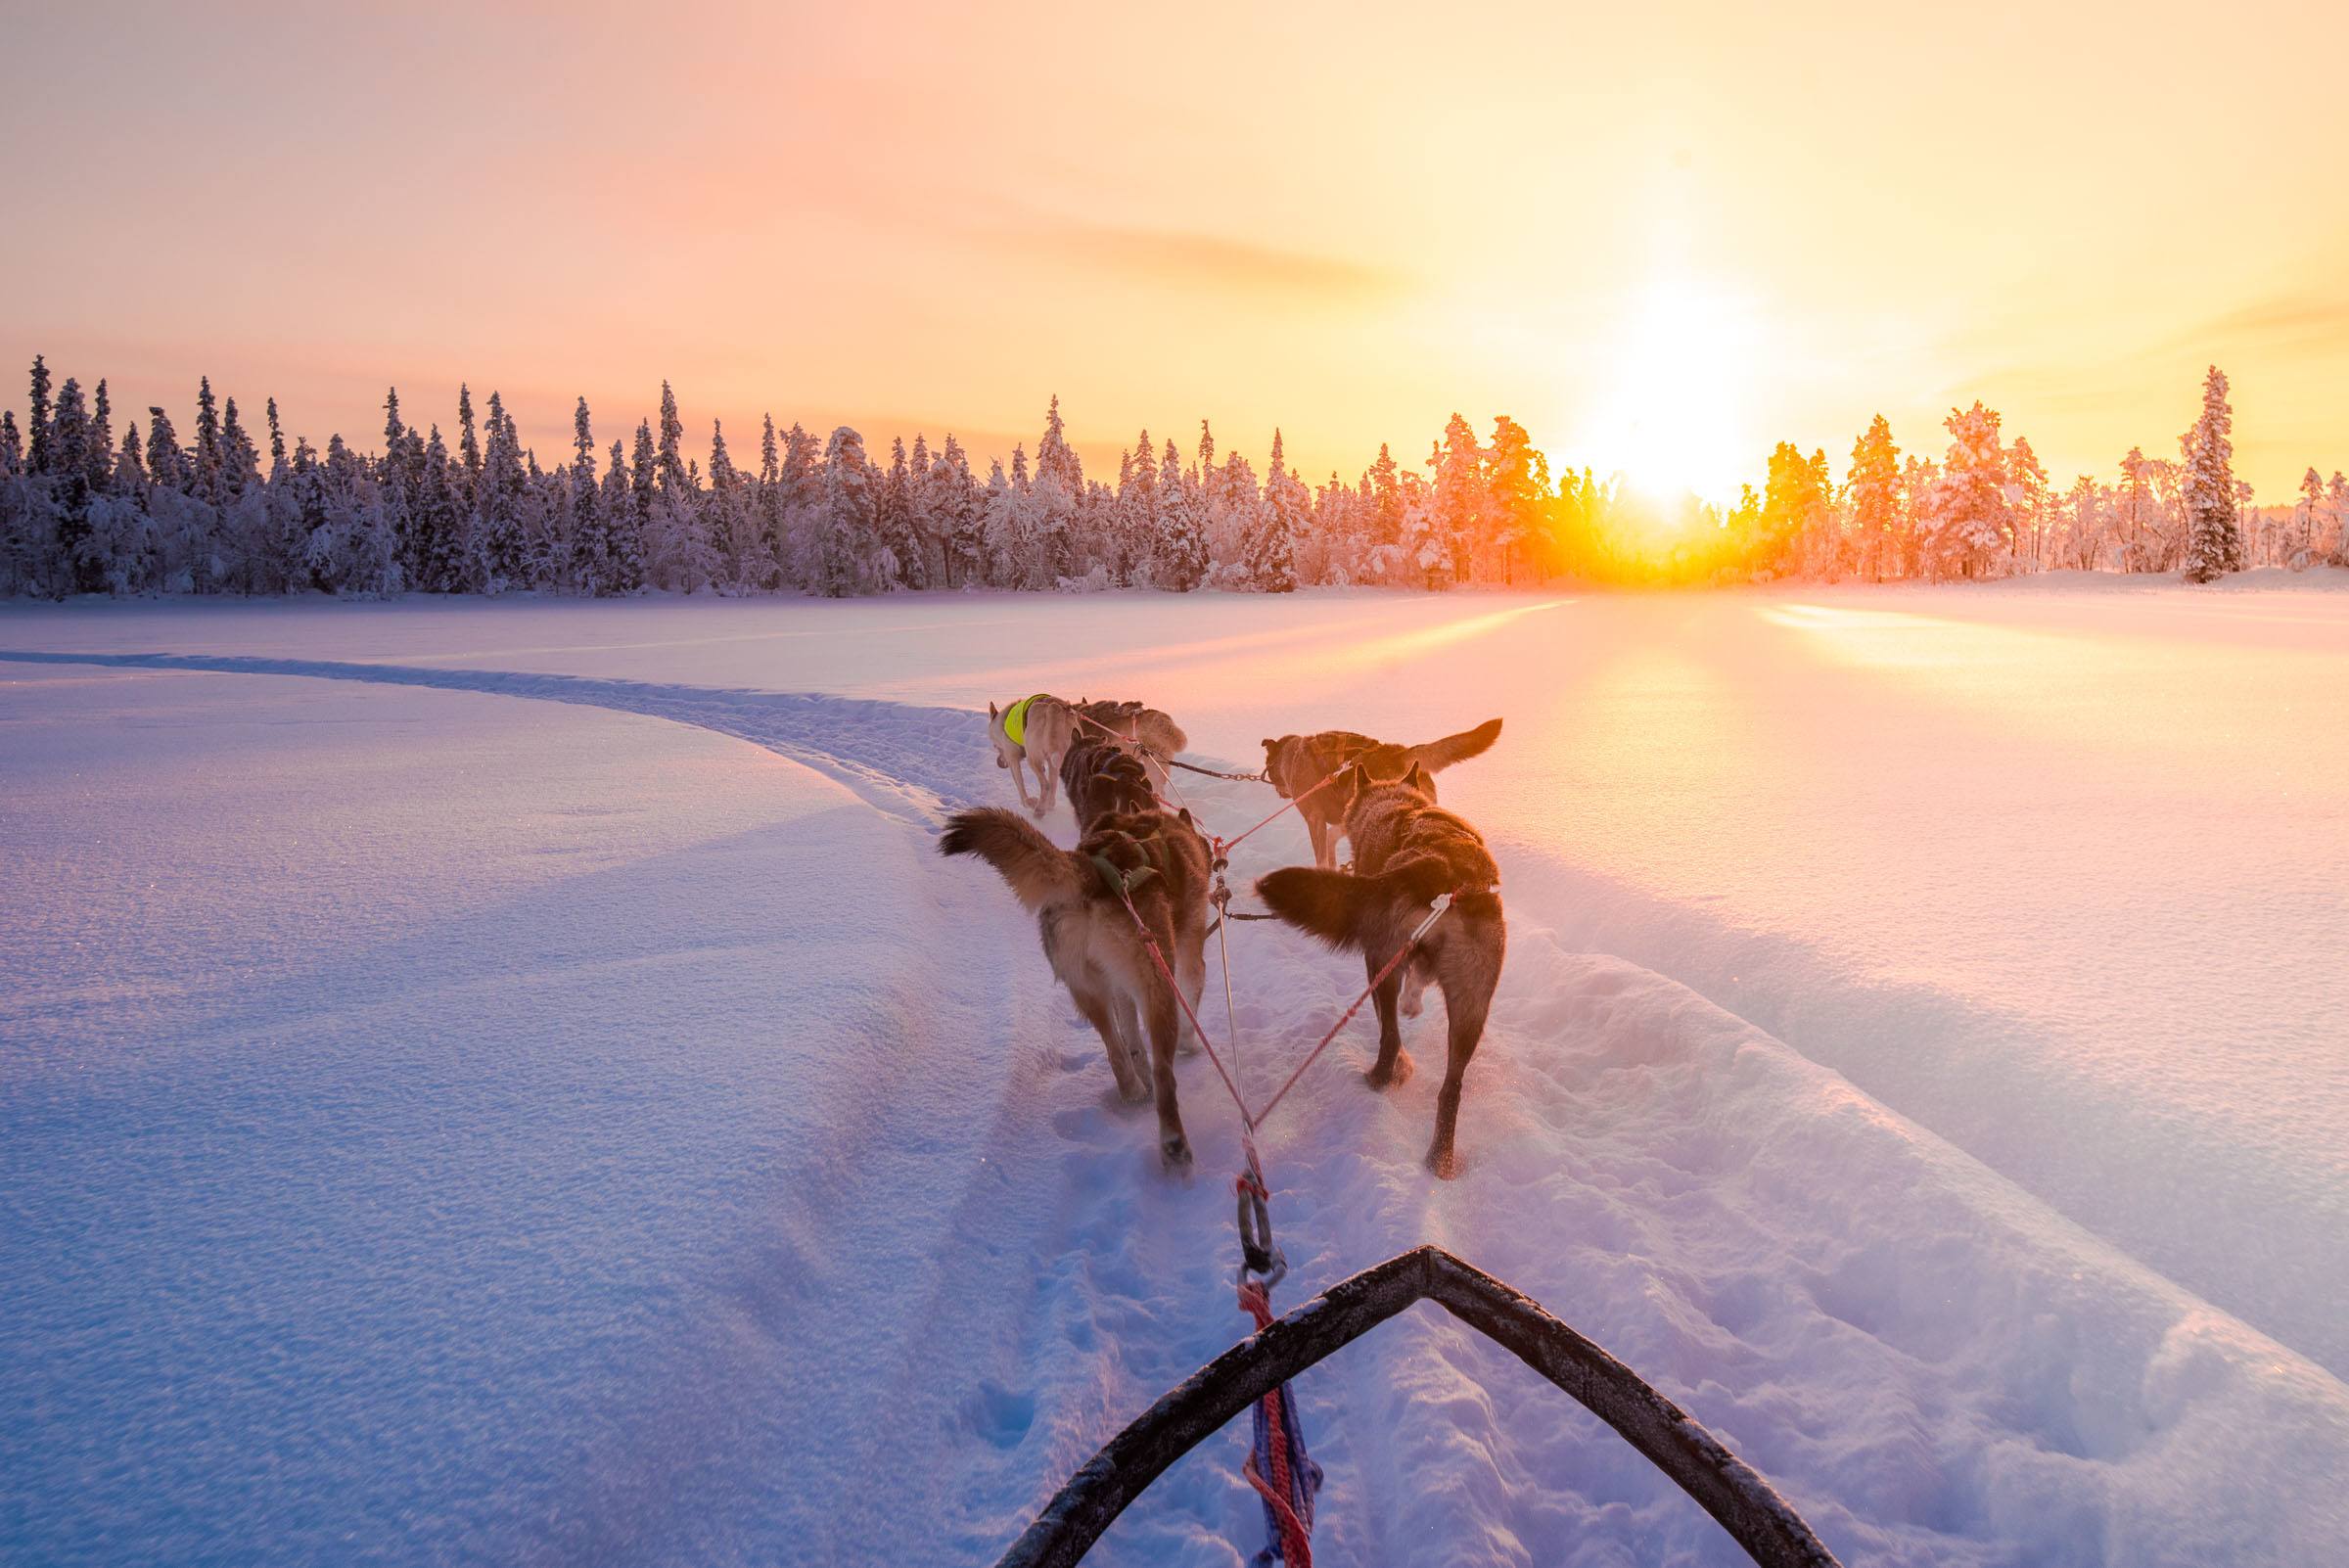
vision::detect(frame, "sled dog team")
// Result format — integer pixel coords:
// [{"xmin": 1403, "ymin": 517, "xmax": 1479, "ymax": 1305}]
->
[{"xmin": 943, "ymin": 694, "xmax": 1504, "ymax": 1177}]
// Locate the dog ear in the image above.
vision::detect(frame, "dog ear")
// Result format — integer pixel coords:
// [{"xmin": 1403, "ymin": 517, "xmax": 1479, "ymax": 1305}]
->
[
  {"xmin": 1405, "ymin": 761, "xmax": 1434, "ymax": 796},
  {"xmin": 989, "ymin": 701, "xmax": 998, "ymax": 718}
]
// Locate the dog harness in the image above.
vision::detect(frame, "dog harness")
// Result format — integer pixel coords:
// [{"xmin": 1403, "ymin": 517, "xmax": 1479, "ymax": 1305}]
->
[{"xmin": 1001, "ymin": 693, "xmax": 1044, "ymax": 749}]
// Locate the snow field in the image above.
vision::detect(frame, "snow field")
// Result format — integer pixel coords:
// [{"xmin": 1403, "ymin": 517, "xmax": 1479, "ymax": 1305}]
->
[{"xmin": 6, "ymin": 584, "xmax": 2348, "ymax": 1566}]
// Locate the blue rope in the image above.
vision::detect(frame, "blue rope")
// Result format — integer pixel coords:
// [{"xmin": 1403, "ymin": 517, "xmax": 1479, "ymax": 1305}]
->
[{"xmin": 1248, "ymin": 1381, "xmax": 1324, "ymax": 1565}]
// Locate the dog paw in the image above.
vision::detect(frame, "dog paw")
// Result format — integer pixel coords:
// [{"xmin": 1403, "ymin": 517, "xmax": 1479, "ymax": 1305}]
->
[
  {"xmin": 1117, "ymin": 1078, "xmax": 1153, "ymax": 1105},
  {"xmin": 1161, "ymin": 1133, "xmax": 1193, "ymax": 1171},
  {"xmin": 1365, "ymin": 1050, "xmax": 1415, "ymax": 1090}
]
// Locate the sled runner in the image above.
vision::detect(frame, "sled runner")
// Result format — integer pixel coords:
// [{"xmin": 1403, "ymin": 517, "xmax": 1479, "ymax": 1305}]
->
[{"xmin": 993, "ymin": 1246, "xmax": 1842, "ymax": 1568}]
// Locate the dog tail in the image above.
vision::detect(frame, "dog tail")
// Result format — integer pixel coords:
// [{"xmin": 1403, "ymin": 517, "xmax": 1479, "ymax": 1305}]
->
[
  {"xmin": 940, "ymin": 807, "xmax": 1085, "ymax": 910},
  {"xmin": 1255, "ymin": 866, "xmax": 1373, "ymax": 948},
  {"xmin": 1258, "ymin": 854, "xmax": 1464, "ymax": 950},
  {"xmin": 1406, "ymin": 716, "xmax": 1502, "ymax": 774}
]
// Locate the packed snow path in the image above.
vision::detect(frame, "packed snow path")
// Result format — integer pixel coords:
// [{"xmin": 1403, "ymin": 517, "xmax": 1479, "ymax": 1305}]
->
[{"xmin": 6, "ymin": 581, "xmax": 2348, "ymax": 1566}]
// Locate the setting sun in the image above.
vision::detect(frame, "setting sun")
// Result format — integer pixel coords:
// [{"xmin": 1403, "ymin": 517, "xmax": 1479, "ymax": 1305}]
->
[{"xmin": 1579, "ymin": 274, "xmax": 1761, "ymax": 509}]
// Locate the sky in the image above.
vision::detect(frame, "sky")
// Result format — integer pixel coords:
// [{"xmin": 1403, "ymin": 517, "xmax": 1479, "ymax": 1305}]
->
[{"xmin": 4, "ymin": 0, "xmax": 2345, "ymax": 502}]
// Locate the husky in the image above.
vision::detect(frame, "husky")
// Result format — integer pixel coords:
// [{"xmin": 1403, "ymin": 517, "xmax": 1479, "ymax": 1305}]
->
[
  {"xmin": 1256, "ymin": 761, "xmax": 1504, "ymax": 1177},
  {"xmin": 1061, "ymin": 737, "xmax": 1160, "ymax": 830},
  {"xmin": 1070, "ymin": 698, "xmax": 1186, "ymax": 757},
  {"xmin": 1260, "ymin": 717, "xmax": 1502, "ymax": 869},
  {"xmin": 988, "ymin": 694, "xmax": 1188, "ymax": 817},
  {"xmin": 941, "ymin": 804, "xmax": 1212, "ymax": 1168}
]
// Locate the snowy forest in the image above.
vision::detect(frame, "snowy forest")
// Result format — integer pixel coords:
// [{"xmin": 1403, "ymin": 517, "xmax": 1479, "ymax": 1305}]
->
[{"xmin": 1, "ymin": 356, "xmax": 2339, "ymax": 600}]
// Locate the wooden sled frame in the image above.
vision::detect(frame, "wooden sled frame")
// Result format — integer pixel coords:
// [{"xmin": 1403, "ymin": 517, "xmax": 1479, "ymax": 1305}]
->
[{"xmin": 994, "ymin": 1246, "xmax": 1842, "ymax": 1568}]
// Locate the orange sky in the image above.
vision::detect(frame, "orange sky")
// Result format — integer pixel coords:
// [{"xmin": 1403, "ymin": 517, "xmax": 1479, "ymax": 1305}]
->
[{"xmin": 5, "ymin": 0, "xmax": 2344, "ymax": 500}]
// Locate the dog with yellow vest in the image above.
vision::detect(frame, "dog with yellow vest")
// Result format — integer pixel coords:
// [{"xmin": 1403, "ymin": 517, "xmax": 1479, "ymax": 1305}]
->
[{"xmin": 987, "ymin": 694, "xmax": 1187, "ymax": 818}]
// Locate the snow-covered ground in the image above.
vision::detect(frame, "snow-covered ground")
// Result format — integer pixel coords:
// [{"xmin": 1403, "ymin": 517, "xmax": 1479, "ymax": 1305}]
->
[{"xmin": 5, "ymin": 578, "xmax": 2346, "ymax": 1566}]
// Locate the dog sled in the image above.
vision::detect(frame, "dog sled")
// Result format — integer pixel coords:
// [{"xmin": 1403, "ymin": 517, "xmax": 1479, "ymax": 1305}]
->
[{"xmin": 993, "ymin": 1245, "xmax": 1841, "ymax": 1568}]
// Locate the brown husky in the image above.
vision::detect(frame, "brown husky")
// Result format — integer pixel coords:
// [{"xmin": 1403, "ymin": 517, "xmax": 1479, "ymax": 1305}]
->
[
  {"xmin": 1061, "ymin": 737, "xmax": 1160, "ymax": 830},
  {"xmin": 988, "ymin": 695, "xmax": 1188, "ymax": 817},
  {"xmin": 941, "ymin": 804, "xmax": 1212, "ymax": 1168},
  {"xmin": 1256, "ymin": 761, "xmax": 1504, "ymax": 1177},
  {"xmin": 1260, "ymin": 717, "xmax": 1502, "ymax": 869}
]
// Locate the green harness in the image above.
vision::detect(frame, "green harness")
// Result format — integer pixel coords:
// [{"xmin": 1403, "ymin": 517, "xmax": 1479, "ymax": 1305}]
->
[{"xmin": 1001, "ymin": 693, "xmax": 1045, "ymax": 749}]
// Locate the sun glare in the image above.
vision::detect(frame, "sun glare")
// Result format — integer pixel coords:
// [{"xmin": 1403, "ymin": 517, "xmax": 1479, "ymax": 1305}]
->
[{"xmin": 1580, "ymin": 274, "xmax": 1758, "ymax": 510}]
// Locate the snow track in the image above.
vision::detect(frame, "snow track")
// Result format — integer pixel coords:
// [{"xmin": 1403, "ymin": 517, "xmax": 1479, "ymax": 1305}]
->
[
  {"xmin": 0, "ymin": 647, "xmax": 984, "ymax": 825},
  {"xmin": 7, "ymin": 623, "xmax": 2348, "ymax": 1567}
]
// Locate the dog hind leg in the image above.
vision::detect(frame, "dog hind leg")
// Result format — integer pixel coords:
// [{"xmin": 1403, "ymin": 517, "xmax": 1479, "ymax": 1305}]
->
[
  {"xmin": 1363, "ymin": 941, "xmax": 1414, "ymax": 1088},
  {"xmin": 1425, "ymin": 975, "xmax": 1494, "ymax": 1179},
  {"xmin": 1074, "ymin": 988, "xmax": 1148, "ymax": 1102}
]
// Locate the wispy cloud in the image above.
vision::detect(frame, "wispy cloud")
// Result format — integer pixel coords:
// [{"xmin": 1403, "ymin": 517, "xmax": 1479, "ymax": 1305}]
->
[
  {"xmin": 2185, "ymin": 286, "xmax": 2349, "ymax": 357},
  {"xmin": 1002, "ymin": 218, "xmax": 1405, "ymax": 304}
]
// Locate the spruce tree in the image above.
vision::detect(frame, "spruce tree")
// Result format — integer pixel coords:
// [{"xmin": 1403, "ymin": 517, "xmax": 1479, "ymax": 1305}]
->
[
  {"xmin": 927, "ymin": 434, "xmax": 982, "ymax": 589},
  {"xmin": 87, "ymin": 380, "xmax": 115, "ymax": 496},
  {"xmin": 817, "ymin": 426, "xmax": 873, "ymax": 595},
  {"xmin": 26, "ymin": 355, "xmax": 54, "ymax": 475},
  {"xmin": 193, "ymin": 376, "xmax": 222, "ymax": 503},
  {"xmin": 474, "ymin": 391, "xmax": 528, "ymax": 591},
  {"xmin": 49, "ymin": 378, "xmax": 96, "ymax": 593},
  {"xmin": 1249, "ymin": 431, "xmax": 1304, "ymax": 592},
  {"xmin": 412, "ymin": 425, "xmax": 464, "ymax": 591},
  {"xmin": 0, "ymin": 410, "xmax": 21, "ymax": 477},
  {"xmin": 656, "ymin": 381, "xmax": 686, "ymax": 496},
  {"xmin": 1847, "ymin": 415, "xmax": 1902, "ymax": 580},
  {"xmin": 220, "ymin": 397, "xmax": 259, "ymax": 500},
  {"xmin": 877, "ymin": 436, "xmax": 916, "ymax": 587},
  {"xmin": 2290, "ymin": 467, "xmax": 2325, "ymax": 569},
  {"xmin": 567, "ymin": 397, "xmax": 608, "ymax": 593},
  {"xmin": 2180, "ymin": 365, "xmax": 2244, "ymax": 582},
  {"xmin": 758, "ymin": 413, "xmax": 784, "ymax": 579},
  {"xmin": 597, "ymin": 438, "xmax": 644, "ymax": 594},
  {"xmin": 1366, "ymin": 442, "xmax": 1402, "ymax": 544},
  {"xmin": 1431, "ymin": 413, "xmax": 1484, "ymax": 583},
  {"xmin": 1485, "ymin": 416, "xmax": 1543, "ymax": 582},
  {"xmin": 146, "ymin": 407, "xmax": 185, "ymax": 491},
  {"xmin": 630, "ymin": 418, "xmax": 658, "ymax": 545},
  {"xmin": 1154, "ymin": 436, "xmax": 1208, "ymax": 590}
]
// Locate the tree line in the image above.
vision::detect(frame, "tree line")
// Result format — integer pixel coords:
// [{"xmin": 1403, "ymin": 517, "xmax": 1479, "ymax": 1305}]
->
[{"xmin": 1, "ymin": 356, "xmax": 2333, "ymax": 600}]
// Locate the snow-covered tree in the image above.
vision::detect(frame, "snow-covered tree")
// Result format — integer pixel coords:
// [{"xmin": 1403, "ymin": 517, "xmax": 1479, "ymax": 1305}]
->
[
  {"xmin": 472, "ymin": 392, "xmax": 530, "ymax": 591},
  {"xmin": 1847, "ymin": 415, "xmax": 1902, "ymax": 580},
  {"xmin": 926, "ymin": 434, "xmax": 984, "ymax": 589},
  {"xmin": 1921, "ymin": 401, "xmax": 2010, "ymax": 579},
  {"xmin": 2327, "ymin": 473, "xmax": 2349, "ymax": 566},
  {"xmin": 2006, "ymin": 435, "xmax": 2050, "ymax": 570},
  {"xmin": 2180, "ymin": 365, "xmax": 2243, "ymax": 583},
  {"xmin": 1150, "ymin": 436, "xmax": 1208, "ymax": 590},
  {"xmin": 1246, "ymin": 430, "xmax": 1304, "ymax": 592},
  {"xmin": 2284, "ymin": 467, "xmax": 2326, "ymax": 571},
  {"xmin": 815, "ymin": 425, "xmax": 879, "ymax": 595},
  {"xmin": 1430, "ymin": 413, "xmax": 1484, "ymax": 584},
  {"xmin": 26, "ymin": 355, "xmax": 54, "ymax": 476}
]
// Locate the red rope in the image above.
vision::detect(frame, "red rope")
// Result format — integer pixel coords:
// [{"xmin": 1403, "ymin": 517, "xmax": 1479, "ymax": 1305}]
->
[
  {"xmin": 1116, "ymin": 888, "xmax": 1256, "ymax": 1138},
  {"xmin": 1253, "ymin": 897, "xmax": 1451, "ymax": 1128},
  {"xmin": 1238, "ymin": 1280, "xmax": 1314, "ymax": 1567}
]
